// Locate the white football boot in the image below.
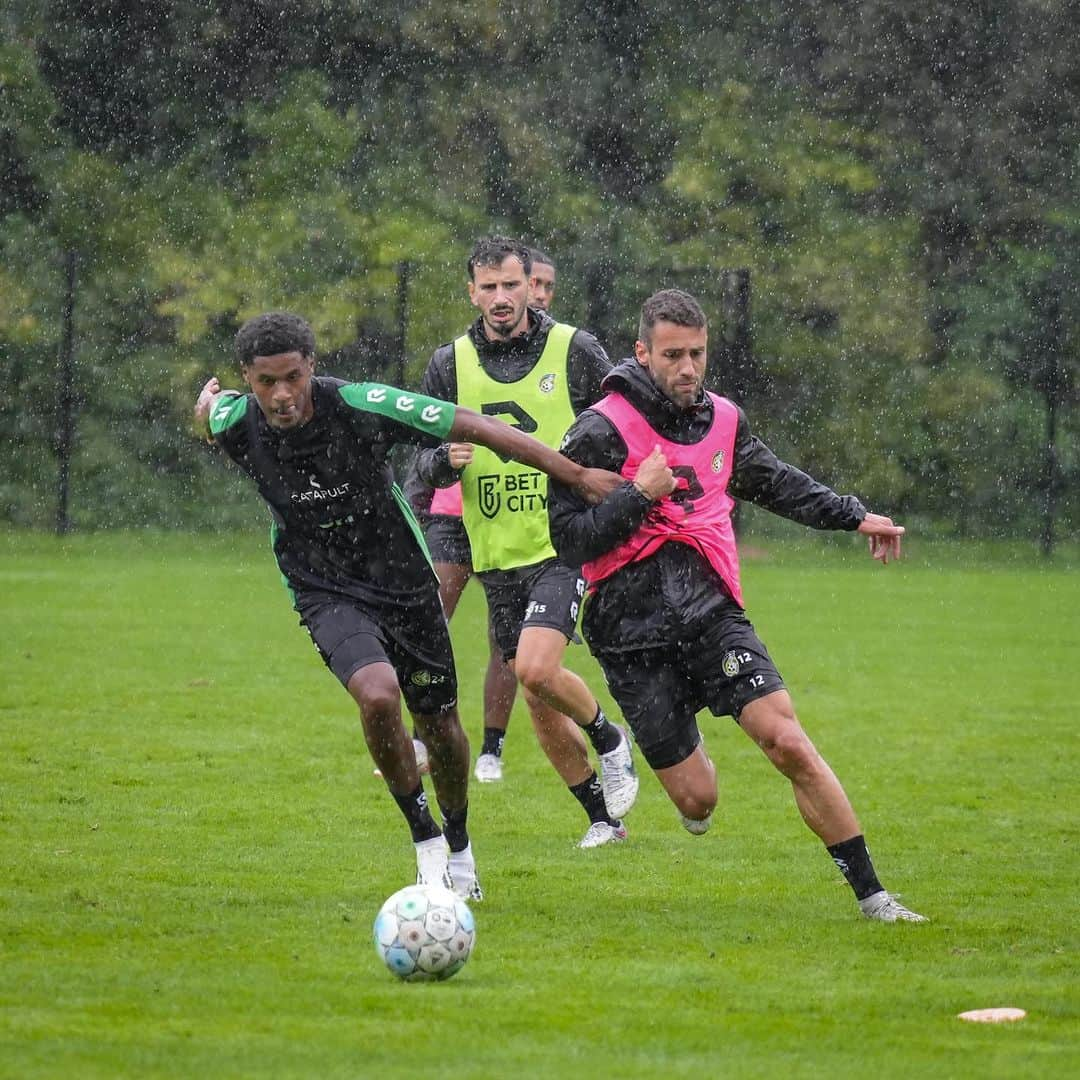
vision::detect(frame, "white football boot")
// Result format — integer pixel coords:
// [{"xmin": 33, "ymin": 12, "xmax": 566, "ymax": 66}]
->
[
  {"xmin": 448, "ymin": 842, "xmax": 484, "ymax": 902},
  {"xmin": 598, "ymin": 726, "xmax": 639, "ymax": 819},
  {"xmin": 414, "ymin": 835, "xmax": 452, "ymax": 890},
  {"xmin": 473, "ymin": 753, "xmax": 503, "ymax": 783},
  {"xmin": 578, "ymin": 820, "xmax": 628, "ymax": 849},
  {"xmin": 859, "ymin": 890, "xmax": 928, "ymax": 923}
]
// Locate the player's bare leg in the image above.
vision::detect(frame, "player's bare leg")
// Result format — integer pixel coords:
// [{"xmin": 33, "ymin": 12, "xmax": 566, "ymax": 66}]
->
[
  {"xmin": 474, "ymin": 623, "xmax": 517, "ymax": 782},
  {"xmin": 655, "ymin": 744, "xmax": 718, "ymax": 834},
  {"xmin": 435, "ymin": 563, "xmax": 516, "ymax": 783},
  {"xmin": 348, "ymin": 662, "xmax": 454, "ymax": 887},
  {"xmin": 513, "ymin": 625, "xmax": 639, "ymax": 821},
  {"xmin": 412, "ymin": 706, "xmax": 471, "ymax": 812},
  {"xmin": 739, "ymin": 689, "xmax": 926, "ymax": 921},
  {"xmin": 518, "ymin": 689, "xmax": 591, "ymax": 785},
  {"xmin": 737, "ymin": 689, "xmax": 859, "ymax": 844},
  {"xmin": 434, "ymin": 560, "xmax": 471, "ymax": 620},
  {"xmin": 411, "ymin": 562, "xmax": 480, "ymax": 895},
  {"xmin": 514, "ymin": 625, "xmax": 600, "ymax": 725},
  {"xmin": 349, "ymin": 662, "xmax": 426, "ymax": 790},
  {"xmin": 376, "ymin": 559, "xmax": 469, "ymax": 781},
  {"xmin": 484, "ymin": 626, "xmax": 517, "ymax": 727}
]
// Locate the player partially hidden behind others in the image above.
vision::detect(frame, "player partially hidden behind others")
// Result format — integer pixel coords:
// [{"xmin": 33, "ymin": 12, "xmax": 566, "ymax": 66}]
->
[
  {"xmin": 416, "ymin": 236, "xmax": 639, "ymax": 850},
  {"xmin": 194, "ymin": 312, "xmax": 619, "ymax": 902},
  {"xmin": 527, "ymin": 248, "xmax": 557, "ymax": 313},
  {"xmin": 548, "ymin": 289, "xmax": 927, "ymax": 923},
  {"xmin": 404, "ymin": 243, "xmax": 562, "ymax": 787}
]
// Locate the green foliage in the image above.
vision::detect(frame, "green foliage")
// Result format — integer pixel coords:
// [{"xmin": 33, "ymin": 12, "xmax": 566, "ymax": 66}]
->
[{"xmin": 1, "ymin": 5, "xmax": 1078, "ymax": 539}]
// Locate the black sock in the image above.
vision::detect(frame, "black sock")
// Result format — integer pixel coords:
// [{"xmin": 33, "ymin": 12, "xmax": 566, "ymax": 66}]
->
[
  {"xmin": 568, "ymin": 771, "xmax": 615, "ymax": 825},
  {"xmin": 439, "ymin": 803, "xmax": 470, "ymax": 853},
  {"xmin": 582, "ymin": 706, "xmax": 621, "ymax": 755},
  {"xmin": 827, "ymin": 834, "xmax": 884, "ymax": 900},
  {"xmin": 480, "ymin": 727, "xmax": 505, "ymax": 758},
  {"xmin": 392, "ymin": 785, "xmax": 442, "ymax": 844}
]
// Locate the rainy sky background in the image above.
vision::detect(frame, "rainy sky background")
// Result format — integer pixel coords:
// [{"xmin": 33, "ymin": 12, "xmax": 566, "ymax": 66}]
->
[{"xmin": 1, "ymin": 1, "xmax": 1076, "ymax": 546}]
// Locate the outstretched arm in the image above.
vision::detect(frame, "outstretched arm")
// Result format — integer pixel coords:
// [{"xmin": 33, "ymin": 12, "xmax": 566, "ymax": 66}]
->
[
  {"xmin": 728, "ymin": 408, "xmax": 903, "ymax": 563},
  {"xmin": 449, "ymin": 407, "xmax": 621, "ymax": 505}
]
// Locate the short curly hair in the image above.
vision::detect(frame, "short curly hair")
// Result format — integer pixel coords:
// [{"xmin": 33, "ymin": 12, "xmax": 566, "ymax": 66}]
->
[
  {"xmin": 467, "ymin": 236, "xmax": 532, "ymax": 281},
  {"xmin": 234, "ymin": 312, "xmax": 316, "ymax": 368},
  {"xmin": 638, "ymin": 289, "xmax": 707, "ymax": 347}
]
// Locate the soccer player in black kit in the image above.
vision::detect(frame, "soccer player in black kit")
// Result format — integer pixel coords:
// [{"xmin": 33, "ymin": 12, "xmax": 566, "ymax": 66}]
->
[{"xmin": 194, "ymin": 312, "xmax": 619, "ymax": 901}]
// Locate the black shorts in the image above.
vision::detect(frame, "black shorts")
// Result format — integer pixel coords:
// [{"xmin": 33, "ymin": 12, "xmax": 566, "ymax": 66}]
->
[
  {"xmin": 424, "ymin": 514, "xmax": 472, "ymax": 567},
  {"xmin": 478, "ymin": 559, "xmax": 585, "ymax": 662},
  {"xmin": 294, "ymin": 586, "xmax": 457, "ymax": 715},
  {"xmin": 589, "ymin": 601, "xmax": 785, "ymax": 770}
]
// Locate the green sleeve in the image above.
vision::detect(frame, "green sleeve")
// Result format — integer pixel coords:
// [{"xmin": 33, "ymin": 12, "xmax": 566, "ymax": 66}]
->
[
  {"xmin": 208, "ymin": 393, "xmax": 249, "ymax": 436},
  {"xmin": 337, "ymin": 382, "xmax": 456, "ymax": 440}
]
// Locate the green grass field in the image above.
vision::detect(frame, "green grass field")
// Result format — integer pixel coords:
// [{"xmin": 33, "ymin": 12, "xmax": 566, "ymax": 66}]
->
[{"xmin": 1, "ymin": 529, "xmax": 1077, "ymax": 1079}]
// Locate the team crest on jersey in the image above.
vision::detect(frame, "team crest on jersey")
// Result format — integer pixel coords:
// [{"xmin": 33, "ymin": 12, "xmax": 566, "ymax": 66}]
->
[
  {"xmin": 538, "ymin": 372, "xmax": 556, "ymax": 394},
  {"xmin": 478, "ymin": 474, "xmax": 501, "ymax": 519},
  {"xmin": 411, "ymin": 670, "xmax": 432, "ymax": 686},
  {"xmin": 721, "ymin": 651, "xmax": 741, "ymax": 678},
  {"xmin": 711, "ymin": 450, "xmax": 726, "ymax": 473}
]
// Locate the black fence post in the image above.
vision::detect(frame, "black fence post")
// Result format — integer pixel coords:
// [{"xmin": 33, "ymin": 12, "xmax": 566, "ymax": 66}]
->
[
  {"xmin": 715, "ymin": 268, "xmax": 753, "ymax": 406},
  {"xmin": 55, "ymin": 249, "xmax": 77, "ymax": 536}
]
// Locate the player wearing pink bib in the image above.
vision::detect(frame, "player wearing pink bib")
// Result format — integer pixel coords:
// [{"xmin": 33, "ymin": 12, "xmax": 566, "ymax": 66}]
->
[{"xmin": 548, "ymin": 289, "xmax": 927, "ymax": 924}]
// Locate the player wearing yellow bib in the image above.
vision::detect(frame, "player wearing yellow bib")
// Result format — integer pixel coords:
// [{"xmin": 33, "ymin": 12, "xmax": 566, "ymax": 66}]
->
[
  {"xmin": 416, "ymin": 237, "xmax": 639, "ymax": 848},
  {"xmin": 402, "ymin": 245, "xmax": 559, "ymax": 786}
]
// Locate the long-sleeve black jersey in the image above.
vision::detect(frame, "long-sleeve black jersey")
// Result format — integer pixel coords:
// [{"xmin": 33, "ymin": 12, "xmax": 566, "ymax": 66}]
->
[
  {"xmin": 414, "ymin": 308, "xmax": 610, "ymax": 488},
  {"xmin": 210, "ymin": 376, "xmax": 455, "ymax": 606},
  {"xmin": 547, "ymin": 360, "xmax": 868, "ymax": 648}
]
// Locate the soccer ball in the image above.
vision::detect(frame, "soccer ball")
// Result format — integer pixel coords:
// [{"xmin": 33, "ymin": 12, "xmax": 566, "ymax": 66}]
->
[{"xmin": 373, "ymin": 883, "xmax": 475, "ymax": 982}]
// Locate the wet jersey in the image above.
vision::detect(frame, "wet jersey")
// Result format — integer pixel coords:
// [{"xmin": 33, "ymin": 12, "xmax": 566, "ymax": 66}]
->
[
  {"xmin": 454, "ymin": 322, "xmax": 577, "ymax": 571},
  {"xmin": 582, "ymin": 391, "xmax": 744, "ymax": 606},
  {"xmin": 209, "ymin": 377, "xmax": 456, "ymax": 605}
]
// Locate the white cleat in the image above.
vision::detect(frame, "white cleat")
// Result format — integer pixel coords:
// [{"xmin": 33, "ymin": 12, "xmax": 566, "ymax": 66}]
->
[
  {"xmin": 859, "ymin": 890, "xmax": 928, "ymax": 923},
  {"xmin": 473, "ymin": 752, "xmax": 503, "ymax": 783},
  {"xmin": 598, "ymin": 726, "xmax": 639, "ymax": 819},
  {"xmin": 448, "ymin": 842, "xmax": 484, "ymax": 902},
  {"xmin": 578, "ymin": 820, "xmax": 628, "ymax": 849},
  {"xmin": 374, "ymin": 737, "xmax": 429, "ymax": 779},
  {"xmin": 680, "ymin": 811, "xmax": 712, "ymax": 835},
  {"xmin": 414, "ymin": 835, "xmax": 452, "ymax": 890}
]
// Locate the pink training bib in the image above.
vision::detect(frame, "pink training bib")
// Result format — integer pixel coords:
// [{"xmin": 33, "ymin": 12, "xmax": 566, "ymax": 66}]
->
[{"xmin": 583, "ymin": 391, "xmax": 744, "ymax": 607}]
